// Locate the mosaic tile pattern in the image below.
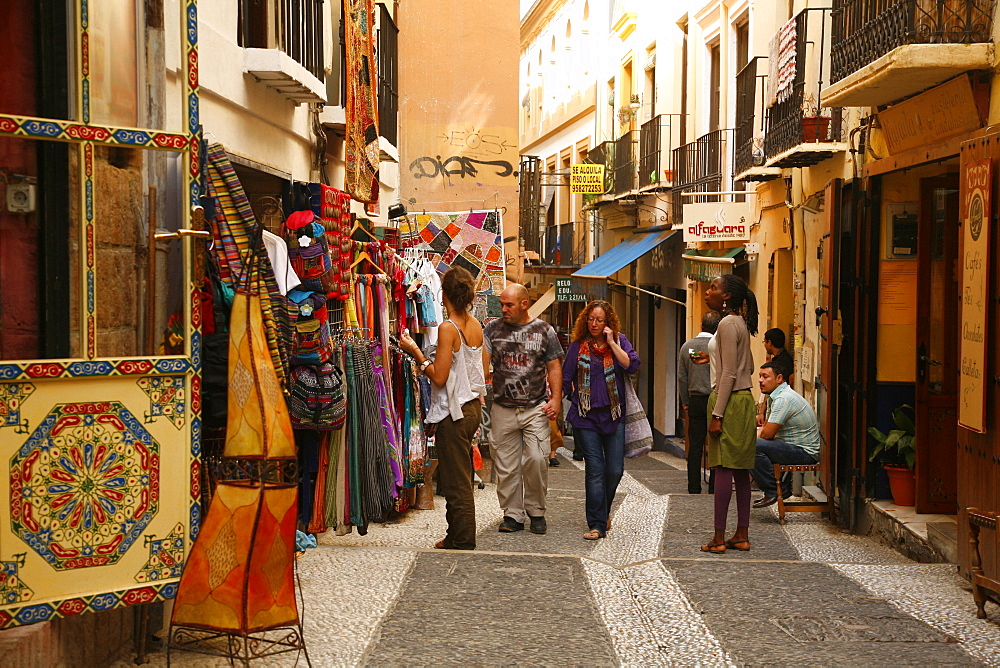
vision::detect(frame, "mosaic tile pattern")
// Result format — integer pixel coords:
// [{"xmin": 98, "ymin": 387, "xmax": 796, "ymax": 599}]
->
[
  {"xmin": 584, "ymin": 559, "xmax": 733, "ymax": 666},
  {"xmin": 833, "ymin": 564, "xmax": 1000, "ymax": 665},
  {"xmin": 774, "ymin": 505, "xmax": 913, "ymax": 564}
]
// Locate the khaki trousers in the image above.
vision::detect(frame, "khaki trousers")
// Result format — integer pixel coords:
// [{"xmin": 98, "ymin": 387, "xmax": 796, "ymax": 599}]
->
[{"xmin": 489, "ymin": 403, "xmax": 549, "ymax": 523}]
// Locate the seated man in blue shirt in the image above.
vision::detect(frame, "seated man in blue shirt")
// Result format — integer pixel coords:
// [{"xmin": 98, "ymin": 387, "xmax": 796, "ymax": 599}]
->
[{"xmin": 752, "ymin": 361, "xmax": 820, "ymax": 508}]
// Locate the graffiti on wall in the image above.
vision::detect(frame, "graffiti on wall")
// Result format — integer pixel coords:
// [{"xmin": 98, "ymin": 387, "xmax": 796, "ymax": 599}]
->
[{"xmin": 407, "ymin": 125, "xmax": 517, "ymax": 187}]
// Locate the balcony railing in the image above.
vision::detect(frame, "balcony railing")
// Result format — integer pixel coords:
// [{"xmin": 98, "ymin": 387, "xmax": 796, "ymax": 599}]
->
[
  {"xmin": 671, "ymin": 129, "xmax": 729, "ymax": 223},
  {"xmin": 763, "ymin": 10, "xmax": 845, "ymax": 162},
  {"xmin": 585, "ymin": 140, "xmax": 615, "ymax": 196},
  {"xmin": 544, "ymin": 223, "xmax": 575, "ymax": 266},
  {"xmin": 240, "ymin": 0, "xmax": 325, "ymax": 82},
  {"xmin": 518, "ymin": 155, "xmax": 542, "ymax": 254},
  {"xmin": 733, "ymin": 57, "xmax": 766, "ymax": 178},
  {"xmin": 377, "ymin": 5, "xmax": 399, "ymax": 145},
  {"xmin": 639, "ymin": 115, "xmax": 679, "ymax": 189},
  {"xmin": 831, "ymin": 0, "xmax": 994, "ymax": 84},
  {"xmin": 613, "ymin": 131, "xmax": 638, "ymax": 194}
]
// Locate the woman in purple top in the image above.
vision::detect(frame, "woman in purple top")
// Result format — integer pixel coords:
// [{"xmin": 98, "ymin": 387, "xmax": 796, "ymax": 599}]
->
[{"xmin": 562, "ymin": 300, "xmax": 640, "ymax": 540}]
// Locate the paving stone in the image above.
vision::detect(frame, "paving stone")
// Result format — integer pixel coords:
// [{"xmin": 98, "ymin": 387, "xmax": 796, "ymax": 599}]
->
[
  {"xmin": 119, "ymin": 434, "xmax": 1000, "ymax": 668},
  {"xmin": 622, "ymin": 454, "xmax": 679, "ymax": 471},
  {"xmin": 661, "ymin": 493, "xmax": 801, "ymax": 561},
  {"xmin": 364, "ymin": 553, "xmax": 617, "ymax": 667},
  {"xmin": 626, "ymin": 468, "xmax": 689, "ymax": 495},
  {"xmin": 668, "ymin": 560, "xmax": 979, "ymax": 666},
  {"xmin": 474, "ymin": 467, "xmax": 604, "ymax": 556}
]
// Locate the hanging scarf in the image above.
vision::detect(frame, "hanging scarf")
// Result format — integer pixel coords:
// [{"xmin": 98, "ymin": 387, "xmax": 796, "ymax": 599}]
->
[{"xmin": 576, "ymin": 338, "xmax": 621, "ymax": 420}]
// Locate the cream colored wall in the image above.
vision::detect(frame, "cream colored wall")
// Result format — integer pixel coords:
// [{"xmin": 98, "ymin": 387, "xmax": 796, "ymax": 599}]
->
[
  {"xmin": 165, "ymin": 0, "xmax": 319, "ymax": 181},
  {"xmin": 874, "ymin": 163, "xmax": 952, "ymax": 383},
  {"xmin": 398, "ymin": 0, "xmax": 520, "ymax": 278}
]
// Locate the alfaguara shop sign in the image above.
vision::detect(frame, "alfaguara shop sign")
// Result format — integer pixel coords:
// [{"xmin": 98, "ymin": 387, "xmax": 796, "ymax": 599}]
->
[{"xmin": 682, "ymin": 202, "xmax": 752, "ymax": 242}]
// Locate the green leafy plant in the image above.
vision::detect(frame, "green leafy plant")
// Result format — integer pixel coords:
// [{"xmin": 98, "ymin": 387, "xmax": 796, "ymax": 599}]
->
[{"xmin": 867, "ymin": 404, "xmax": 915, "ymax": 469}]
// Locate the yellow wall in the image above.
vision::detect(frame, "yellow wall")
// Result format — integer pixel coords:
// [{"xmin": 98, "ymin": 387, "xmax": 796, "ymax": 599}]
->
[{"xmin": 875, "ymin": 165, "xmax": 945, "ymax": 382}]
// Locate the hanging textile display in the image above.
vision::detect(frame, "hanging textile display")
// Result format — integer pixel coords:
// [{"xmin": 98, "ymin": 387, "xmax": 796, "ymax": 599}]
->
[
  {"xmin": 399, "ymin": 210, "xmax": 505, "ymax": 319},
  {"xmin": 169, "ymin": 269, "xmax": 307, "ymax": 663},
  {"xmin": 204, "ymin": 142, "xmax": 290, "ymax": 387},
  {"xmin": 193, "ymin": 175, "xmax": 434, "ymax": 545},
  {"xmin": 310, "ymin": 183, "xmax": 353, "ymax": 300},
  {"xmin": 344, "ymin": 0, "xmax": 380, "ymax": 203}
]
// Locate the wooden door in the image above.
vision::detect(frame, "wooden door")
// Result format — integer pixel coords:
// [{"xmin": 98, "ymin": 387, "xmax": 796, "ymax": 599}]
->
[
  {"xmin": 915, "ymin": 177, "xmax": 960, "ymax": 514},
  {"xmin": 817, "ymin": 179, "xmax": 841, "ymax": 520}
]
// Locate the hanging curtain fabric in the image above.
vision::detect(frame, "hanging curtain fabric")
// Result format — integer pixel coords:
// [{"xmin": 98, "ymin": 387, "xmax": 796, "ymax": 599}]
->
[{"xmin": 344, "ymin": 0, "xmax": 381, "ymax": 203}]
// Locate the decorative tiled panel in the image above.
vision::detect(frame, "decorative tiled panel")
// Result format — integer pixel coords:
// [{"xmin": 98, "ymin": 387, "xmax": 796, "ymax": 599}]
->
[
  {"xmin": 10, "ymin": 402, "xmax": 160, "ymax": 570},
  {"xmin": 0, "ymin": 359, "xmax": 193, "ymax": 381},
  {"xmin": 0, "ymin": 115, "xmax": 190, "ymax": 152}
]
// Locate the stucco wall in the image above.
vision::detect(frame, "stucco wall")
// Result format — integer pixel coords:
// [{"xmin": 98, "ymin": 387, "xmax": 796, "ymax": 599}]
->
[
  {"xmin": 165, "ymin": 0, "xmax": 318, "ymax": 181},
  {"xmin": 398, "ymin": 0, "xmax": 520, "ymax": 278}
]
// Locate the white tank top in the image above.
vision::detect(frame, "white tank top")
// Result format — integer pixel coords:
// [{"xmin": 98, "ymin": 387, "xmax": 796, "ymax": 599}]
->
[{"xmin": 425, "ymin": 319, "xmax": 484, "ymax": 424}]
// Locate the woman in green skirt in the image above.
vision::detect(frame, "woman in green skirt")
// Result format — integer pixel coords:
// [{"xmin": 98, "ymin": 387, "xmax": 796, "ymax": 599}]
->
[{"xmin": 701, "ymin": 274, "xmax": 759, "ymax": 553}]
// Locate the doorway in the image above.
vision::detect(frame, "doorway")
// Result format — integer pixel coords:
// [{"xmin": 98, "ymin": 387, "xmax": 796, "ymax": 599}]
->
[{"xmin": 914, "ymin": 176, "xmax": 959, "ymax": 513}]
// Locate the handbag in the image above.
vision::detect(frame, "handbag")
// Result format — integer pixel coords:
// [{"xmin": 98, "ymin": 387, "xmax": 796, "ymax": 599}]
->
[
  {"xmin": 287, "ymin": 364, "xmax": 346, "ymax": 430},
  {"xmin": 623, "ymin": 376, "xmax": 653, "ymax": 458}
]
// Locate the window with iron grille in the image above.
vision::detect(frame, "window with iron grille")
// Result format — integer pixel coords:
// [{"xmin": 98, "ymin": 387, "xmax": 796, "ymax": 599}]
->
[{"xmin": 238, "ymin": 0, "xmax": 325, "ymax": 82}]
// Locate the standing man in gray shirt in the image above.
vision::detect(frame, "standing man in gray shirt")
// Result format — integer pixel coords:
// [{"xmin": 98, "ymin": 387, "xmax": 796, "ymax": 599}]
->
[
  {"xmin": 677, "ymin": 311, "xmax": 721, "ymax": 494},
  {"xmin": 484, "ymin": 284, "xmax": 564, "ymax": 535}
]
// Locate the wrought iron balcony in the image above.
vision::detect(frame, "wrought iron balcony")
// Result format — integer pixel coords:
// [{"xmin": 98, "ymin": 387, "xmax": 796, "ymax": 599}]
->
[
  {"xmin": 518, "ymin": 155, "xmax": 542, "ymax": 254},
  {"xmin": 733, "ymin": 58, "xmax": 782, "ymax": 182},
  {"xmin": 639, "ymin": 115, "xmax": 679, "ymax": 190},
  {"xmin": 762, "ymin": 10, "xmax": 846, "ymax": 168},
  {"xmin": 671, "ymin": 129, "xmax": 729, "ymax": 223},
  {"xmin": 613, "ymin": 131, "xmax": 638, "ymax": 195},
  {"xmin": 831, "ymin": 0, "xmax": 994, "ymax": 85},
  {"xmin": 543, "ymin": 223, "xmax": 576, "ymax": 266}
]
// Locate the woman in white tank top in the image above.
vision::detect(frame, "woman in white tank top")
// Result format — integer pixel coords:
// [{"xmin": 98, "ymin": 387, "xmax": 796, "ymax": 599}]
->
[{"xmin": 401, "ymin": 267, "xmax": 484, "ymax": 550}]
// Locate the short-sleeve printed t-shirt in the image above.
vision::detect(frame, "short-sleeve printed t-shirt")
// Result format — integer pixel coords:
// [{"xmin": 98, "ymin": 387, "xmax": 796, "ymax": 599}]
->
[{"xmin": 484, "ymin": 318, "xmax": 564, "ymax": 408}]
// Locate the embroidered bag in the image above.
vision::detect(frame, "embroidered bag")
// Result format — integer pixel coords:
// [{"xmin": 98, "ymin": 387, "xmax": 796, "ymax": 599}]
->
[
  {"xmin": 284, "ymin": 211, "xmax": 336, "ymax": 292},
  {"xmin": 623, "ymin": 376, "xmax": 653, "ymax": 458},
  {"xmin": 288, "ymin": 364, "xmax": 346, "ymax": 430}
]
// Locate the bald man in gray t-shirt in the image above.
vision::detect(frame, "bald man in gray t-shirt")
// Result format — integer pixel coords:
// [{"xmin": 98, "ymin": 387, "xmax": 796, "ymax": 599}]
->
[{"xmin": 483, "ymin": 284, "xmax": 563, "ymax": 536}]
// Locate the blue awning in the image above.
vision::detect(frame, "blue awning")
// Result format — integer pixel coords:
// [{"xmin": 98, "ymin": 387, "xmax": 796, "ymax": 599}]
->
[{"xmin": 571, "ymin": 228, "xmax": 676, "ymax": 279}]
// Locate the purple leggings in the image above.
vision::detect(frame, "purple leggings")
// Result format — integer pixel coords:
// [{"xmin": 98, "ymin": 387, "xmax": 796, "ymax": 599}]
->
[{"xmin": 714, "ymin": 467, "xmax": 751, "ymax": 531}]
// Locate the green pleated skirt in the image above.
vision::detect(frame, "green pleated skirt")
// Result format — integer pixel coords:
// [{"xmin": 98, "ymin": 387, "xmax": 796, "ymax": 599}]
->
[{"xmin": 706, "ymin": 389, "xmax": 756, "ymax": 469}]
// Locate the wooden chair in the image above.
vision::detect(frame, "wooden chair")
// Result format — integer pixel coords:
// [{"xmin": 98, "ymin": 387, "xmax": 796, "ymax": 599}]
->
[
  {"xmin": 968, "ymin": 508, "xmax": 1000, "ymax": 619},
  {"xmin": 774, "ymin": 463, "xmax": 834, "ymax": 525}
]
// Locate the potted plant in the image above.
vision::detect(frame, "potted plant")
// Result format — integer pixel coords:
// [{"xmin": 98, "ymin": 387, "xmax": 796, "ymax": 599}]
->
[
  {"xmin": 801, "ymin": 94, "xmax": 831, "ymax": 142},
  {"xmin": 868, "ymin": 404, "xmax": 916, "ymax": 506}
]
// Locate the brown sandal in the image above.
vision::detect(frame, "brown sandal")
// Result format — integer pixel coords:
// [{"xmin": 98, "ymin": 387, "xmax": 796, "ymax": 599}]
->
[
  {"xmin": 700, "ymin": 542, "xmax": 726, "ymax": 553},
  {"xmin": 726, "ymin": 539, "xmax": 751, "ymax": 551},
  {"xmin": 583, "ymin": 529, "xmax": 604, "ymax": 540}
]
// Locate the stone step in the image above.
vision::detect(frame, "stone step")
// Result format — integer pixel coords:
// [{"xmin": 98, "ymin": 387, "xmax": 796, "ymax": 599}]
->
[
  {"xmin": 927, "ymin": 520, "xmax": 958, "ymax": 564},
  {"xmin": 802, "ymin": 485, "xmax": 828, "ymax": 503}
]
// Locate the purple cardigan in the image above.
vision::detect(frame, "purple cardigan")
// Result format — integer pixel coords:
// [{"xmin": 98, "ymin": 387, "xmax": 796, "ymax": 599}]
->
[{"xmin": 562, "ymin": 334, "xmax": 640, "ymax": 435}]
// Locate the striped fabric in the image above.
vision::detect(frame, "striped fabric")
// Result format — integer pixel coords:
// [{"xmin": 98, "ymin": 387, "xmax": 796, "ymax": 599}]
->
[{"xmin": 204, "ymin": 142, "xmax": 289, "ymax": 386}]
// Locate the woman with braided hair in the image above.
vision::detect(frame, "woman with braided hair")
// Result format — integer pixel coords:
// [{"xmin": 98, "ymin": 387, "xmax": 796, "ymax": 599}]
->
[{"xmin": 701, "ymin": 273, "xmax": 759, "ymax": 553}]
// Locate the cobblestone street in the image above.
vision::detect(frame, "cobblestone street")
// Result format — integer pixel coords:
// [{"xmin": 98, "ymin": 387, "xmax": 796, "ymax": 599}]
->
[{"xmin": 152, "ymin": 450, "xmax": 1000, "ymax": 667}]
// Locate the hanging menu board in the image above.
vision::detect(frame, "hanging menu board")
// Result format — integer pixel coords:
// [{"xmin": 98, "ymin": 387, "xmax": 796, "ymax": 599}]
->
[{"xmin": 959, "ymin": 156, "xmax": 991, "ymax": 433}]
